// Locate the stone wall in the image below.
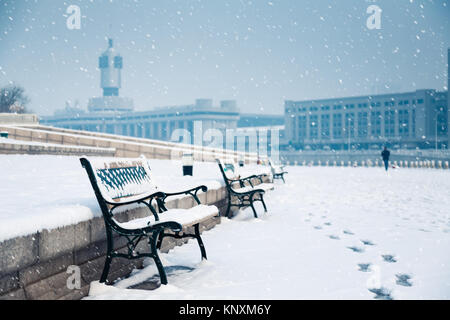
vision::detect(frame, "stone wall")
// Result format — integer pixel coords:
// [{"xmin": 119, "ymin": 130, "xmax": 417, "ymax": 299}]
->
[
  {"xmin": 0, "ymin": 125, "xmax": 260, "ymax": 164},
  {"xmin": 0, "ymin": 113, "xmax": 39, "ymax": 125},
  {"xmin": 0, "ymin": 187, "xmax": 228, "ymax": 300},
  {"xmin": 0, "ymin": 140, "xmax": 115, "ymax": 157}
]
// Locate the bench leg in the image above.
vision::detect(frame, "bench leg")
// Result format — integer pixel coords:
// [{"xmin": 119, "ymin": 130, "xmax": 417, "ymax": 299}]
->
[
  {"xmin": 249, "ymin": 195, "xmax": 259, "ymax": 219},
  {"xmin": 250, "ymin": 203, "xmax": 258, "ymax": 218},
  {"xmin": 150, "ymin": 231, "xmax": 168, "ymax": 285},
  {"xmin": 100, "ymin": 254, "xmax": 112, "ymax": 283},
  {"xmin": 156, "ymin": 230, "xmax": 164, "ymax": 250},
  {"xmin": 226, "ymin": 197, "xmax": 232, "ymax": 219},
  {"xmin": 260, "ymin": 194, "xmax": 268, "ymax": 212},
  {"xmin": 281, "ymin": 174, "xmax": 285, "ymax": 183},
  {"xmin": 153, "ymin": 253, "xmax": 168, "ymax": 285},
  {"xmin": 100, "ymin": 229, "xmax": 114, "ymax": 284},
  {"xmin": 194, "ymin": 224, "xmax": 207, "ymax": 260}
]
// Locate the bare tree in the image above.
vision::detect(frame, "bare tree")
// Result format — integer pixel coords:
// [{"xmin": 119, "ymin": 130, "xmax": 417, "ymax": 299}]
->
[{"xmin": 0, "ymin": 84, "xmax": 30, "ymax": 113}]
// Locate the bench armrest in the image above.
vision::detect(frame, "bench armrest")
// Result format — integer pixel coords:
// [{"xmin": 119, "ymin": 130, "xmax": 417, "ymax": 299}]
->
[
  {"xmin": 105, "ymin": 191, "xmax": 166, "ymax": 207},
  {"xmin": 255, "ymin": 173, "xmax": 269, "ymax": 182},
  {"xmin": 241, "ymin": 173, "xmax": 268, "ymax": 185},
  {"xmin": 240, "ymin": 174, "xmax": 258, "ymax": 181},
  {"xmin": 113, "ymin": 215, "xmax": 183, "ymax": 235},
  {"xmin": 231, "ymin": 187, "xmax": 265, "ymax": 196},
  {"xmin": 107, "ymin": 191, "xmax": 166, "ymax": 223},
  {"xmin": 226, "ymin": 176, "xmax": 253, "ymax": 188},
  {"xmin": 160, "ymin": 185, "xmax": 208, "ymax": 208},
  {"xmin": 229, "ymin": 175, "xmax": 257, "ymax": 183}
]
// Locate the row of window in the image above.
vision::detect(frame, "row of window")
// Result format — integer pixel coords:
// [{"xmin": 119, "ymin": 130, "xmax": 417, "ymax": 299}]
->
[
  {"xmin": 290, "ymin": 99, "xmax": 424, "ymax": 113},
  {"xmin": 296, "ymin": 110, "xmax": 416, "ymax": 140},
  {"xmin": 70, "ymin": 120, "xmax": 197, "ymax": 139},
  {"xmin": 99, "ymin": 55, "xmax": 123, "ymax": 69}
]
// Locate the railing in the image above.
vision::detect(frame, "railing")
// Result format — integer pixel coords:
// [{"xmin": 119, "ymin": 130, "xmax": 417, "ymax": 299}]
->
[
  {"xmin": 0, "ymin": 113, "xmax": 39, "ymax": 125},
  {"xmin": 0, "ymin": 124, "xmax": 265, "ymax": 164},
  {"xmin": 284, "ymin": 159, "xmax": 450, "ymax": 169}
]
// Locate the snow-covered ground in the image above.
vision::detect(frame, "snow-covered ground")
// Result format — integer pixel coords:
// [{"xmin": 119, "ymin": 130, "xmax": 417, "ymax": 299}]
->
[
  {"xmin": 86, "ymin": 166, "xmax": 450, "ymax": 300},
  {"xmin": 0, "ymin": 155, "xmax": 228, "ymax": 242},
  {"xmin": 1, "ymin": 155, "xmax": 449, "ymax": 299}
]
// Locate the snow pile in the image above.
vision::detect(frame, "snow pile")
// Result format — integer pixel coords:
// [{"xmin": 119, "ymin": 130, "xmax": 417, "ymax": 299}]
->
[
  {"xmin": 86, "ymin": 166, "xmax": 450, "ymax": 300},
  {"xmin": 116, "ymin": 204, "xmax": 219, "ymax": 230}
]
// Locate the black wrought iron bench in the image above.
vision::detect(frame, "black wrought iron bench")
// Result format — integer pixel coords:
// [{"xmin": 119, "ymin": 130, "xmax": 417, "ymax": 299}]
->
[
  {"xmin": 80, "ymin": 156, "xmax": 219, "ymax": 285},
  {"xmin": 216, "ymin": 159, "xmax": 272, "ymax": 219},
  {"xmin": 269, "ymin": 160, "xmax": 288, "ymax": 183},
  {"xmin": 221, "ymin": 159, "xmax": 272, "ymax": 191}
]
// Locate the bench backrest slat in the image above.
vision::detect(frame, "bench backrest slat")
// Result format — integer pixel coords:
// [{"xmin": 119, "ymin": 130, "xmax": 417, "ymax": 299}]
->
[
  {"xmin": 82, "ymin": 156, "xmax": 158, "ymax": 203},
  {"xmin": 219, "ymin": 159, "xmax": 241, "ymax": 179},
  {"xmin": 217, "ymin": 158, "xmax": 243, "ymax": 190},
  {"xmin": 269, "ymin": 160, "xmax": 283, "ymax": 175}
]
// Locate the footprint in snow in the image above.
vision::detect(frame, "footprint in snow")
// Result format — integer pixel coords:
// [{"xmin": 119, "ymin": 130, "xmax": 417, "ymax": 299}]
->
[
  {"xmin": 361, "ymin": 239, "xmax": 375, "ymax": 246},
  {"xmin": 357, "ymin": 263, "xmax": 371, "ymax": 272},
  {"xmin": 343, "ymin": 230, "xmax": 354, "ymax": 235},
  {"xmin": 347, "ymin": 246, "xmax": 364, "ymax": 253},
  {"xmin": 324, "ymin": 222, "xmax": 332, "ymax": 226},
  {"xmin": 314, "ymin": 226, "xmax": 323, "ymax": 230},
  {"xmin": 382, "ymin": 254, "xmax": 397, "ymax": 263},
  {"xmin": 328, "ymin": 235, "xmax": 340, "ymax": 240},
  {"xmin": 369, "ymin": 287, "xmax": 393, "ymax": 300},
  {"xmin": 395, "ymin": 274, "xmax": 413, "ymax": 287}
]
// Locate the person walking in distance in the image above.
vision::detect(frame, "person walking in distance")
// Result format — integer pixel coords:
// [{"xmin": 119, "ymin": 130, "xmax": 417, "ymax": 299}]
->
[{"xmin": 381, "ymin": 146, "xmax": 390, "ymax": 171}]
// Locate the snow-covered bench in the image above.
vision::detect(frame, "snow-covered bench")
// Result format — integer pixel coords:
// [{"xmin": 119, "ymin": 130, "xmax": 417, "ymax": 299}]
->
[
  {"xmin": 269, "ymin": 160, "xmax": 288, "ymax": 183},
  {"xmin": 80, "ymin": 156, "xmax": 218, "ymax": 285},
  {"xmin": 221, "ymin": 159, "xmax": 273, "ymax": 192},
  {"xmin": 216, "ymin": 159, "xmax": 272, "ymax": 219}
]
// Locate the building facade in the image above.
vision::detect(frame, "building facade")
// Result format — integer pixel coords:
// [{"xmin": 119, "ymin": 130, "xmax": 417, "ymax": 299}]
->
[
  {"xmin": 41, "ymin": 98, "xmax": 240, "ymax": 144},
  {"xmin": 226, "ymin": 125, "xmax": 285, "ymax": 159},
  {"xmin": 40, "ymin": 38, "xmax": 286, "ymax": 156},
  {"xmin": 238, "ymin": 114, "xmax": 284, "ymax": 128},
  {"xmin": 285, "ymin": 89, "xmax": 448, "ymax": 150},
  {"xmin": 89, "ymin": 38, "xmax": 134, "ymax": 112},
  {"xmin": 40, "ymin": 39, "xmax": 240, "ymax": 146},
  {"xmin": 448, "ymin": 49, "xmax": 450, "ymax": 149}
]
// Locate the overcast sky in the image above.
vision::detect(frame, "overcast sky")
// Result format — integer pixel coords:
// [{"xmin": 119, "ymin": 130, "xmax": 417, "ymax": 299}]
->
[{"xmin": 0, "ymin": 0, "xmax": 449, "ymax": 116}]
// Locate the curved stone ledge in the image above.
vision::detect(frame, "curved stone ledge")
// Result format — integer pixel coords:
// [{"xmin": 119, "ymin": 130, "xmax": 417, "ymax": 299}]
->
[
  {"xmin": 0, "ymin": 186, "xmax": 227, "ymax": 300},
  {"xmin": 0, "ymin": 141, "xmax": 115, "ymax": 157}
]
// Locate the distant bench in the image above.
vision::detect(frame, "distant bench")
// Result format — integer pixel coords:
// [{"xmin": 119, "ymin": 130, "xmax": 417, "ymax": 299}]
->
[
  {"xmin": 223, "ymin": 159, "xmax": 272, "ymax": 189},
  {"xmin": 217, "ymin": 159, "xmax": 273, "ymax": 218},
  {"xmin": 269, "ymin": 160, "xmax": 288, "ymax": 183},
  {"xmin": 80, "ymin": 156, "xmax": 219, "ymax": 285}
]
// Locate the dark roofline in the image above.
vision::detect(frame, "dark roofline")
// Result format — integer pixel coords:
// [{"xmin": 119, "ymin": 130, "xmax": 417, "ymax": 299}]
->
[{"xmin": 285, "ymin": 89, "xmax": 439, "ymax": 105}]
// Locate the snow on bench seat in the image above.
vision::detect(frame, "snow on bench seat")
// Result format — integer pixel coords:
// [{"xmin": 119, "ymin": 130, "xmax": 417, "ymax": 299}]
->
[
  {"xmin": 116, "ymin": 204, "xmax": 219, "ymax": 230},
  {"xmin": 232, "ymin": 183, "xmax": 274, "ymax": 194}
]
